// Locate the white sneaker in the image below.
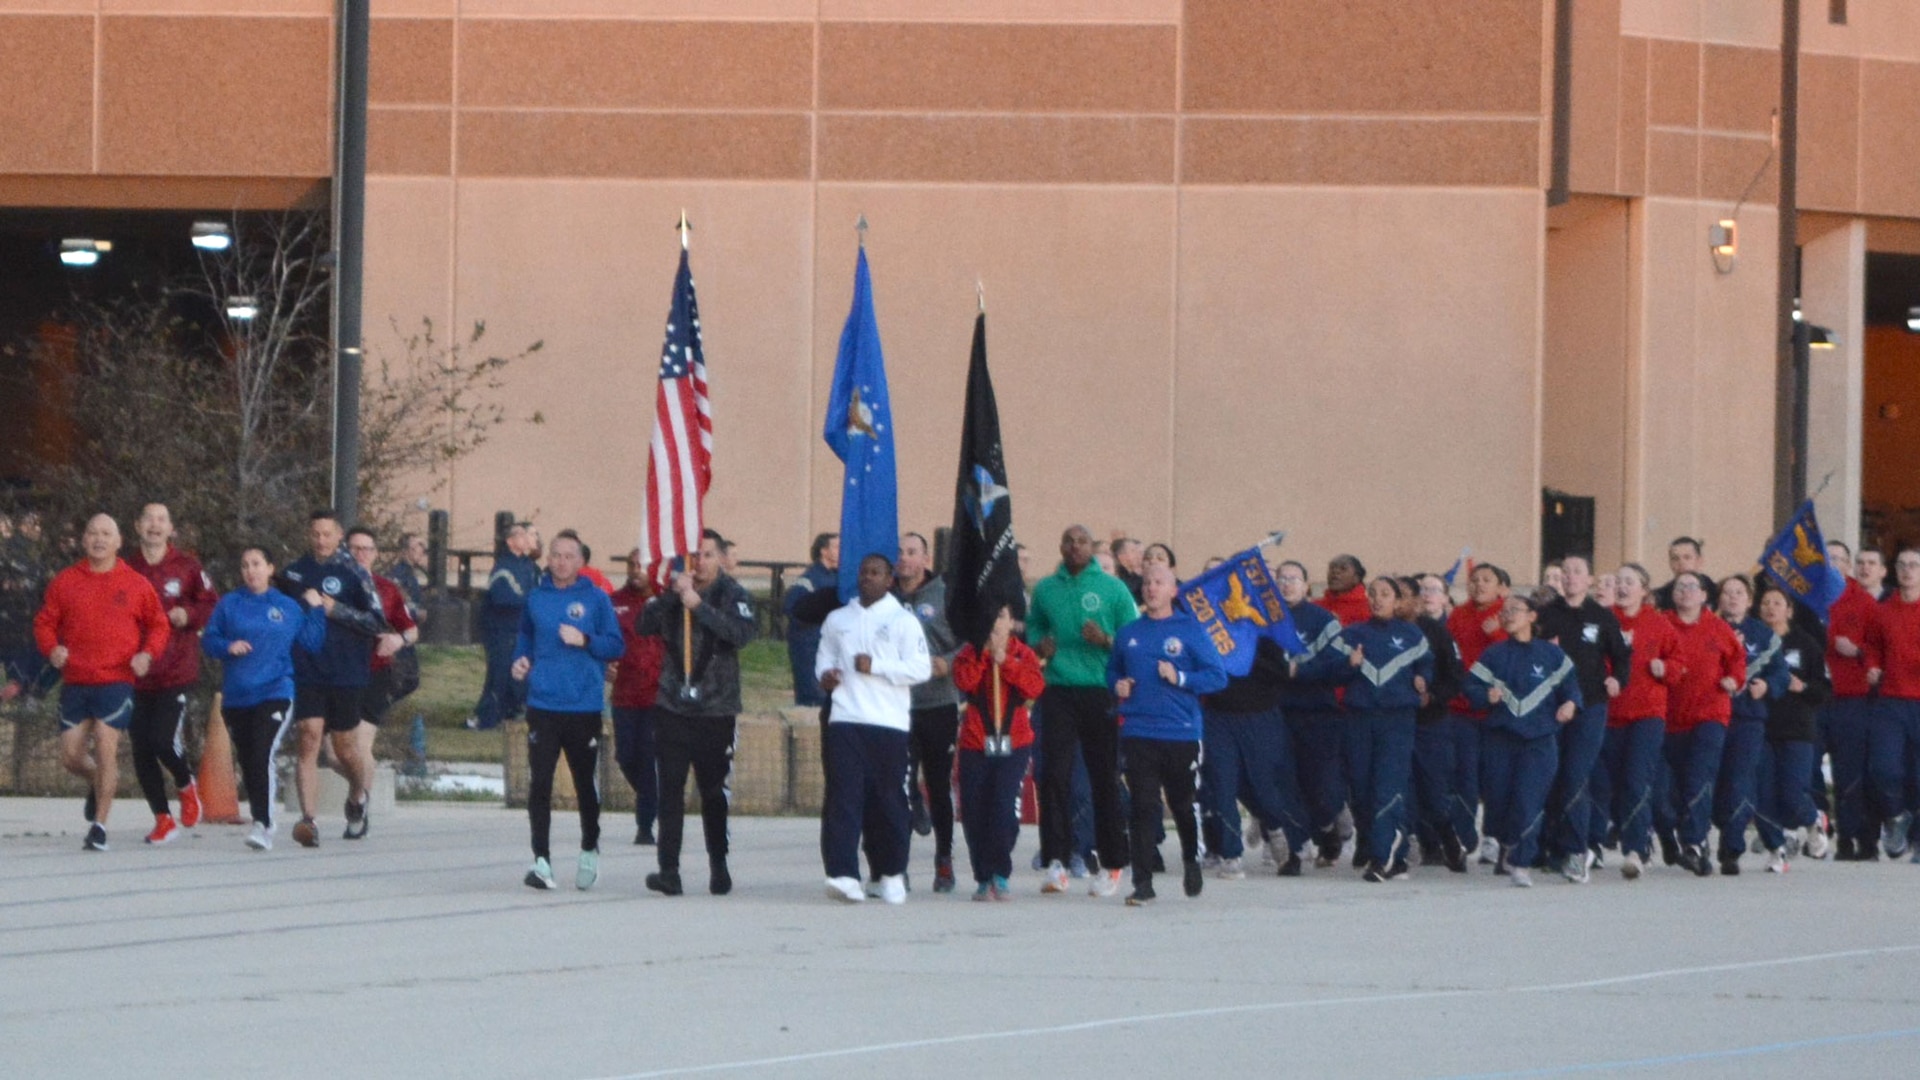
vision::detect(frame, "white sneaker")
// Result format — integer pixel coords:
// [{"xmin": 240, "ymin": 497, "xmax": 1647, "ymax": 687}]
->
[
  {"xmin": 1246, "ymin": 821, "xmax": 1268, "ymax": 858},
  {"xmin": 1200, "ymin": 853, "xmax": 1223, "ymax": 871},
  {"xmin": 1477, "ymin": 836, "xmax": 1500, "ymax": 865},
  {"xmin": 825, "ymin": 876, "xmax": 865, "ymax": 903},
  {"xmin": 1216, "ymin": 857, "xmax": 1247, "ymax": 881},
  {"xmin": 1089, "ymin": 868, "xmax": 1122, "ymax": 897},
  {"xmin": 878, "ymin": 874, "xmax": 908, "ymax": 905},
  {"xmin": 1767, "ymin": 848, "xmax": 1789, "ymax": 873},
  {"xmin": 1620, "ymin": 851, "xmax": 1643, "ymax": 880},
  {"xmin": 1509, "ymin": 867, "xmax": 1533, "ymax": 888},
  {"xmin": 1562, "ymin": 849, "xmax": 1592, "ymax": 884},
  {"xmin": 1041, "ymin": 860, "xmax": 1070, "ymax": 894},
  {"xmin": 1805, "ymin": 818, "xmax": 1831, "ymax": 859},
  {"xmin": 245, "ymin": 822, "xmax": 273, "ymax": 851}
]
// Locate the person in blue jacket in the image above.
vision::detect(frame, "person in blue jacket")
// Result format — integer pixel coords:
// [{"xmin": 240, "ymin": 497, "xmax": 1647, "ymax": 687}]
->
[
  {"xmin": 509, "ymin": 533, "xmax": 625, "ymax": 892},
  {"xmin": 1107, "ymin": 565, "xmax": 1228, "ymax": 905},
  {"xmin": 1710, "ymin": 574, "xmax": 1789, "ymax": 875},
  {"xmin": 1465, "ymin": 593, "xmax": 1582, "ymax": 887},
  {"xmin": 1300, "ymin": 576, "xmax": 1435, "ymax": 882},
  {"xmin": 1273, "ymin": 560, "xmax": 1349, "ymax": 867},
  {"xmin": 468, "ymin": 522, "xmax": 539, "ymax": 731},
  {"xmin": 782, "ymin": 533, "xmax": 838, "ymax": 707},
  {"xmin": 203, "ymin": 545, "xmax": 329, "ymax": 851}
]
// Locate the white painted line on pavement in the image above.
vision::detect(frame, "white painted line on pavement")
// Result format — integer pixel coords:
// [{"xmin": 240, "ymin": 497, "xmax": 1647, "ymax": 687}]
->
[{"xmin": 586, "ymin": 942, "xmax": 1920, "ymax": 1079}]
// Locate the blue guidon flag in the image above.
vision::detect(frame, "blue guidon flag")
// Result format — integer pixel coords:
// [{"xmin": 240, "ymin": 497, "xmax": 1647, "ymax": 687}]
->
[
  {"xmin": 1178, "ymin": 547, "xmax": 1305, "ymax": 677},
  {"xmin": 1757, "ymin": 499, "xmax": 1847, "ymax": 621}
]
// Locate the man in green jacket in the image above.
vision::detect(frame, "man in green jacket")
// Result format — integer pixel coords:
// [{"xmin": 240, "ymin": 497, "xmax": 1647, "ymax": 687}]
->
[{"xmin": 1028, "ymin": 524, "xmax": 1138, "ymax": 896}]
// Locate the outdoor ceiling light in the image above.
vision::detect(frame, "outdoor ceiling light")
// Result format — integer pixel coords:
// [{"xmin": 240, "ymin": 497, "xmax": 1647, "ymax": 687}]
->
[
  {"xmin": 1906, "ymin": 306, "xmax": 1920, "ymax": 333},
  {"xmin": 1709, "ymin": 219, "xmax": 1737, "ymax": 257},
  {"xmin": 1808, "ymin": 324, "xmax": 1838, "ymax": 350},
  {"xmin": 225, "ymin": 295, "xmax": 260, "ymax": 321},
  {"xmin": 190, "ymin": 221, "xmax": 232, "ymax": 252},
  {"xmin": 59, "ymin": 239, "xmax": 103, "ymax": 267}
]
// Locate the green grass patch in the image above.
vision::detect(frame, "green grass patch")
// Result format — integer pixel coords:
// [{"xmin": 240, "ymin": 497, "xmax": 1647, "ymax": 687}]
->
[{"xmin": 390, "ymin": 639, "xmax": 798, "ymax": 766}]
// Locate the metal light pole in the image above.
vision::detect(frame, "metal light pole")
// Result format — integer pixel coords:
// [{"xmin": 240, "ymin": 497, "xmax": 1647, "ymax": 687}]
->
[
  {"xmin": 1774, "ymin": 0, "xmax": 1803, "ymax": 520},
  {"xmin": 330, "ymin": 0, "xmax": 369, "ymax": 525}
]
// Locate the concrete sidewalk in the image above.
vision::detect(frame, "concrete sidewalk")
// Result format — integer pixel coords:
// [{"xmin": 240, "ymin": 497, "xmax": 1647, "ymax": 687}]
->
[{"xmin": 3, "ymin": 796, "xmax": 1917, "ymax": 1080}]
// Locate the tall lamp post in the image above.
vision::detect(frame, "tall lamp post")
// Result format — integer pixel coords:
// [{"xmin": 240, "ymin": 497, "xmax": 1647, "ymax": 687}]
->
[
  {"xmin": 331, "ymin": 0, "xmax": 370, "ymax": 525},
  {"xmin": 1774, "ymin": 0, "xmax": 1803, "ymax": 520}
]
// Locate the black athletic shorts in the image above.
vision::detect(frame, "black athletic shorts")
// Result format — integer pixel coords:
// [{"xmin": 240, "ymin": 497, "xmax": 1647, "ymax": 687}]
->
[
  {"xmin": 360, "ymin": 667, "xmax": 394, "ymax": 726},
  {"xmin": 295, "ymin": 683, "xmax": 365, "ymax": 734}
]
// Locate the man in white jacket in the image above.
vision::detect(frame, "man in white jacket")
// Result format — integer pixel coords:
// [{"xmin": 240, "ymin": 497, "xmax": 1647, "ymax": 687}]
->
[{"xmin": 818, "ymin": 553, "xmax": 931, "ymax": 903}]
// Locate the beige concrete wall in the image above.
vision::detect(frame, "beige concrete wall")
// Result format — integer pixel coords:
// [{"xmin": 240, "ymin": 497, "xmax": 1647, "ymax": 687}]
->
[
  {"xmin": 1175, "ymin": 187, "xmax": 1545, "ymax": 577},
  {"xmin": 1626, "ymin": 198, "xmax": 1778, "ymax": 577},
  {"xmin": 1802, "ymin": 218, "xmax": 1865, "ymax": 549},
  {"xmin": 1544, "ymin": 197, "xmax": 1632, "ymax": 571}
]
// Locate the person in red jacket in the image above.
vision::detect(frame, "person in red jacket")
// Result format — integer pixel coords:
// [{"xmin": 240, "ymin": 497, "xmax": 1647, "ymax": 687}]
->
[
  {"xmin": 952, "ymin": 604, "xmax": 1047, "ymax": 900},
  {"xmin": 1317, "ymin": 554, "xmax": 1371, "ymax": 627},
  {"xmin": 1864, "ymin": 549, "xmax": 1920, "ymax": 860},
  {"xmin": 1658, "ymin": 572, "xmax": 1745, "ymax": 876},
  {"xmin": 348, "ymin": 527, "xmax": 417, "ymax": 738},
  {"xmin": 34, "ymin": 513, "xmax": 171, "ymax": 851},
  {"xmin": 611, "ymin": 550, "xmax": 666, "ymax": 845},
  {"xmin": 125, "ymin": 503, "xmax": 218, "ymax": 845},
  {"xmin": 1446, "ymin": 563, "xmax": 1509, "ymax": 862},
  {"xmin": 1606, "ymin": 563, "xmax": 1673, "ymax": 879},
  {"xmin": 1821, "ymin": 540, "xmax": 1883, "ymax": 859}
]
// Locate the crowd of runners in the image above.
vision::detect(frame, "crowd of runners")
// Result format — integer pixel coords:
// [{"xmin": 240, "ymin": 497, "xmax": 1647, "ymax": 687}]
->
[{"xmin": 21, "ymin": 505, "xmax": 1920, "ymax": 908}]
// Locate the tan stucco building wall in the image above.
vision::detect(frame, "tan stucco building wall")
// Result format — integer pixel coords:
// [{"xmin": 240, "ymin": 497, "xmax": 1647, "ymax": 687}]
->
[{"xmin": 3, "ymin": 0, "xmax": 1918, "ymax": 583}]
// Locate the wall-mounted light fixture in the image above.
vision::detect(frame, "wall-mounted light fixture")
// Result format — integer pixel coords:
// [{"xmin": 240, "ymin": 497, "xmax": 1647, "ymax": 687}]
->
[
  {"xmin": 190, "ymin": 221, "xmax": 232, "ymax": 252},
  {"xmin": 1906, "ymin": 305, "xmax": 1920, "ymax": 333},
  {"xmin": 225, "ymin": 295, "xmax": 260, "ymax": 322},
  {"xmin": 59, "ymin": 238, "xmax": 107, "ymax": 267}
]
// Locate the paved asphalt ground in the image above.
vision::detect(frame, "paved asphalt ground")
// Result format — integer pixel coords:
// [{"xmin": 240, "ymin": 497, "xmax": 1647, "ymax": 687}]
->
[{"xmin": 4, "ymin": 796, "xmax": 1917, "ymax": 1080}]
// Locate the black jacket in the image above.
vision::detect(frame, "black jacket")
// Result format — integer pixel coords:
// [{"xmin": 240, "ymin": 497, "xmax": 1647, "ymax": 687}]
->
[
  {"xmin": 1539, "ymin": 596, "xmax": 1632, "ymax": 705},
  {"xmin": 641, "ymin": 573, "xmax": 758, "ymax": 717},
  {"xmin": 1415, "ymin": 614, "xmax": 1464, "ymax": 724},
  {"xmin": 1766, "ymin": 625, "xmax": 1830, "ymax": 744},
  {"xmin": 1201, "ymin": 637, "xmax": 1291, "ymax": 715}
]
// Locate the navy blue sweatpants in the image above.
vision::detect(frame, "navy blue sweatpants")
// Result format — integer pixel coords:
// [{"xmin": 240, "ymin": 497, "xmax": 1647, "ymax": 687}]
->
[
  {"xmin": 1713, "ymin": 718, "xmax": 1768, "ymax": 859},
  {"xmin": 1867, "ymin": 697, "xmax": 1920, "ymax": 824},
  {"xmin": 1202, "ymin": 707, "xmax": 1311, "ymax": 857},
  {"xmin": 1661, "ymin": 723, "xmax": 1727, "ymax": 848},
  {"xmin": 1481, "ymin": 727, "xmax": 1558, "ymax": 868},
  {"xmin": 821, "ymin": 721, "xmax": 911, "ymax": 881},
  {"xmin": 1343, "ymin": 709, "xmax": 1415, "ymax": 868},
  {"xmin": 1547, "ymin": 702, "xmax": 1607, "ymax": 861}
]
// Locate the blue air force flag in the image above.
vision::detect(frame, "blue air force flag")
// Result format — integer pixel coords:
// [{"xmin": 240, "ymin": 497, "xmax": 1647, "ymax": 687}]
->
[
  {"xmin": 823, "ymin": 247, "xmax": 899, "ymax": 602},
  {"xmin": 1757, "ymin": 500, "xmax": 1847, "ymax": 621},
  {"xmin": 1177, "ymin": 548, "xmax": 1305, "ymax": 677}
]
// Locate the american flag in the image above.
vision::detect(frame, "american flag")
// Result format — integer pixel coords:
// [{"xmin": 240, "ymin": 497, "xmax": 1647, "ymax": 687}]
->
[{"xmin": 638, "ymin": 248, "xmax": 711, "ymax": 585}]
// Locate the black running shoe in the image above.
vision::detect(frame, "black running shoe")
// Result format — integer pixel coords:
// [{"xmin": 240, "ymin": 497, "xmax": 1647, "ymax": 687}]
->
[
  {"xmin": 645, "ymin": 870, "xmax": 684, "ymax": 896},
  {"xmin": 933, "ymin": 857, "xmax": 955, "ymax": 894},
  {"xmin": 634, "ymin": 826, "xmax": 656, "ymax": 846},
  {"xmin": 1384, "ymin": 859, "xmax": 1410, "ymax": 880},
  {"xmin": 709, "ymin": 860, "xmax": 732, "ymax": 896},
  {"xmin": 343, "ymin": 801, "xmax": 369, "ymax": 840},
  {"xmin": 1182, "ymin": 859, "xmax": 1203, "ymax": 898},
  {"xmin": 1442, "ymin": 833, "xmax": 1468, "ymax": 874},
  {"xmin": 1361, "ymin": 863, "xmax": 1386, "ymax": 883},
  {"xmin": 1125, "ymin": 882, "xmax": 1155, "ymax": 906},
  {"xmin": 1658, "ymin": 833, "xmax": 1680, "ymax": 867},
  {"xmin": 83, "ymin": 823, "xmax": 108, "ymax": 851},
  {"xmin": 1278, "ymin": 852, "xmax": 1303, "ymax": 877}
]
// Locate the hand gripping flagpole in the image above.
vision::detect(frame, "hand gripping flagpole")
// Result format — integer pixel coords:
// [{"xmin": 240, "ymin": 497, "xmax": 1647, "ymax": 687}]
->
[{"xmin": 677, "ymin": 209, "xmax": 694, "ymax": 682}]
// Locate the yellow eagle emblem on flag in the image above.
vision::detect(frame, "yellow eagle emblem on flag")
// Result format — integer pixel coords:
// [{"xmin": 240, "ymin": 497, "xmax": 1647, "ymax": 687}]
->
[
  {"xmin": 1792, "ymin": 523, "xmax": 1823, "ymax": 568},
  {"xmin": 1220, "ymin": 574, "xmax": 1269, "ymax": 627}
]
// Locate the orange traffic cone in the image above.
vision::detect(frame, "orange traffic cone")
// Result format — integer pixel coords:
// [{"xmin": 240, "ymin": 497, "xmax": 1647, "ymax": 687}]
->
[{"xmin": 195, "ymin": 692, "xmax": 246, "ymax": 824}]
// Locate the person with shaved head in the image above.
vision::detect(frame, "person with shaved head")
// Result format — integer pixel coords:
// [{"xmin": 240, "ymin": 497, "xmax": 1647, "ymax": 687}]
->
[
  {"xmin": 34, "ymin": 513, "xmax": 170, "ymax": 851},
  {"xmin": 1027, "ymin": 524, "xmax": 1139, "ymax": 897}
]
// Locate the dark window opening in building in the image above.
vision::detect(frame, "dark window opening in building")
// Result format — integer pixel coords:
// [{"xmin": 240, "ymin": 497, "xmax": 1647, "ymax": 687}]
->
[{"xmin": 1829, "ymin": 0, "xmax": 1847, "ymax": 25}]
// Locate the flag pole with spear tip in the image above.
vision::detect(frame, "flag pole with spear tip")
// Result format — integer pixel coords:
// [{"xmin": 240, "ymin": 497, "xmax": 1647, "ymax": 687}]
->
[{"xmin": 678, "ymin": 209, "xmax": 695, "ymax": 683}]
